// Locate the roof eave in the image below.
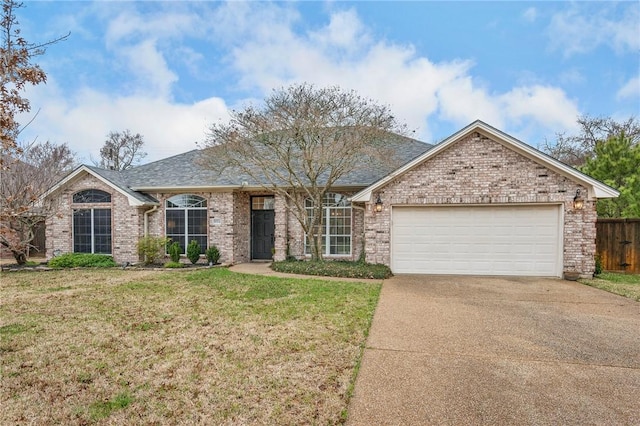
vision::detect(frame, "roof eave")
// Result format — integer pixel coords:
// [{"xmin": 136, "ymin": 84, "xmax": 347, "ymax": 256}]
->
[{"xmin": 41, "ymin": 165, "xmax": 159, "ymax": 207}]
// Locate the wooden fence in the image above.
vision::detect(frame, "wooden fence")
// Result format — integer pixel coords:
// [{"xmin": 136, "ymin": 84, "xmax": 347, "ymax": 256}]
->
[{"xmin": 596, "ymin": 218, "xmax": 640, "ymax": 274}]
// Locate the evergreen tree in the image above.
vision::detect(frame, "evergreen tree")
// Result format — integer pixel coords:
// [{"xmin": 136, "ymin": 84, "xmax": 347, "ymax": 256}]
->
[{"xmin": 580, "ymin": 134, "xmax": 640, "ymax": 218}]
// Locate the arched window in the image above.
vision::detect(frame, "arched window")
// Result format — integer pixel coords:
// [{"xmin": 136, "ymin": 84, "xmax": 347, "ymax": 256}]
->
[
  {"xmin": 72, "ymin": 189, "xmax": 112, "ymax": 254},
  {"xmin": 305, "ymin": 193, "xmax": 351, "ymax": 255},
  {"xmin": 73, "ymin": 189, "xmax": 111, "ymax": 203},
  {"xmin": 166, "ymin": 194, "xmax": 207, "ymax": 254}
]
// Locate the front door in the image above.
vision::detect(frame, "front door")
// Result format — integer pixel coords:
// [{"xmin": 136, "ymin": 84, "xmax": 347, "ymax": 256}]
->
[{"xmin": 251, "ymin": 197, "xmax": 275, "ymax": 260}]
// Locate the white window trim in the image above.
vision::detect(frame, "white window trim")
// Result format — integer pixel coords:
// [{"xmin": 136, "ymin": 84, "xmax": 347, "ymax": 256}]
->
[
  {"xmin": 304, "ymin": 193, "xmax": 352, "ymax": 257},
  {"xmin": 165, "ymin": 194, "xmax": 208, "ymax": 254}
]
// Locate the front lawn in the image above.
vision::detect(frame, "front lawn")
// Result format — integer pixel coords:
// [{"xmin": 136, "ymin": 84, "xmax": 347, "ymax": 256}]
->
[
  {"xmin": 580, "ymin": 272, "xmax": 640, "ymax": 301},
  {"xmin": 0, "ymin": 268, "xmax": 381, "ymax": 424}
]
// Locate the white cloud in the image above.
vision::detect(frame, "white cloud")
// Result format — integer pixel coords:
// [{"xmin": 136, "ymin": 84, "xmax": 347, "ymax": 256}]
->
[
  {"xmin": 120, "ymin": 39, "xmax": 178, "ymax": 98},
  {"xmin": 499, "ymin": 86, "xmax": 579, "ymax": 131},
  {"xmin": 547, "ymin": 3, "xmax": 640, "ymax": 56},
  {"xmin": 218, "ymin": 5, "xmax": 580, "ymax": 142},
  {"xmin": 523, "ymin": 7, "xmax": 537, "ymax": 23},
  {"xmin": 616, "ymin": 76, "xmax": 640, "ymax": 101},
  {"xmin": 21, "ymin": 2, "xmax": 585, "ymax": 165},
  {"xmin": 19, "ymin": 79, "xmax": 230, "ymax": 164}
]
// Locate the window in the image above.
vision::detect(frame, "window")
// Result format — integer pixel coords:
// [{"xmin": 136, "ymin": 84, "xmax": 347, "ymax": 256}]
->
[
  {"xmin": 166, "ymin": 194, "xmax": 207, "ymax": 254},
  {"xmin": 305, "ymin": 193, "xmax": 351, "ymax": 256},
  {"xmin": 72, "ymin": 189, "xmax": 112, "ymax": 254},
  {"xmin": 251, "ymin": 196, "xmax": 275, "ymax": 210},
  {"xmin": 73, "ymin": 189, "xmax": 111, "ymax": 203}
]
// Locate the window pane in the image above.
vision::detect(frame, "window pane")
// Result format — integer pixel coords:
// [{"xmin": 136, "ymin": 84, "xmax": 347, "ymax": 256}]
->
[
  {"xmin": 73, "ymin": 189, "xmax": 111, "ymax": 203},
  {"xmin": 93, "ymin": 209, "xmax": 112, "ymax": 254},
  {"xmin": 252, "ymin": 197, "xmax": 275, "ymax": 210},
  {"xmin": 73, "ymin": 209, "xmax": 92, "ymax": 253},
  {"xmin": 188, "ymin": 210, "xmax": 207, "ymax": 235},
  {"xmin": 330, "ymin": 236, "xmax": 351, "ymax": 255},
  {"xmin": 73, "ymin": 208, "xmax": 112, "ymax": 254},
  {"xmin": 166, "ymin": 210, "xmax": 185, "ymax": 234},
  {"xmin": 166, "ymin": 194, "xmax": 206, "ymax": 208}
]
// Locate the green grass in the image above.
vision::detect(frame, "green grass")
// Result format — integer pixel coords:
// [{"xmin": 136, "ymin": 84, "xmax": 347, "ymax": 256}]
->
[
  {"xmin": 88, "ymin": 391, "xmax": 133, "ymax": 421},
  {"xmin": 580, "ymin": 272, "xmax": 640, "ymax": 301},
  {"xmin": 0, "ymin": 268, "xmax": 381, "ymax": 424},
  {"xmin": 271, "ymin": 259, "xmax": 392, "ymax": 279}
]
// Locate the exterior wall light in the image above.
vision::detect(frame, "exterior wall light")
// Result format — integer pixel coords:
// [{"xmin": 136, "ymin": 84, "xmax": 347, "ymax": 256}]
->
[
  {"xmin": 375, "ymin": 195, "xmax": 383, "ymax": 213},
  {"xmin": 573, "ymin": 189, "xmax": 584, "ymax": 210}
]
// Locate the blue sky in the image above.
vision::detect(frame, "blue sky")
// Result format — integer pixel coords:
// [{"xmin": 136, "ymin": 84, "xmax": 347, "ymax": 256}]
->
[{"xmin": 18, "ymin": 1, "xmax": 640, "ymax": 163}]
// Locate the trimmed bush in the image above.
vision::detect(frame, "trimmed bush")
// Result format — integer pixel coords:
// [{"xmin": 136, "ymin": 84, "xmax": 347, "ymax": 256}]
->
[
  {"xmin": 48, "ymin": 253, "xmax": 117, "ymax": 268},
  {"xmin": 137, "ymin": 236, "xmax": 169, "ymax": 265},
  {"xmin": 186, "ymin": 240, "xmax": 201, "ymax": 264},
  {"xmin": 163, "ymin": 261, "xmax": 184, "ymax": 269},
  {"xmin": 271, "ymin": 259, "xmax": 392, "ymax": 279},
  {"xmin": 206, "ymin": 245, "xmax": 220, "ymax": 265},
  {"xmin": 168, "ymin": 242, "xmax": 181, "ymax": 263}
]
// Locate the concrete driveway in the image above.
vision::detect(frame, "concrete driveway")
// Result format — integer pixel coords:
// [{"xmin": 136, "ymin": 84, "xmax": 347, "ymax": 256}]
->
[{"xmin": 347, "ymin": 275, "xmax": 640, "ymax": 425}]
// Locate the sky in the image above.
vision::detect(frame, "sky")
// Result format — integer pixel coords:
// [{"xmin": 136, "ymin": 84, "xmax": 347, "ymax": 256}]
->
[{"xmin": 17, "ymin": 1, "xmax": 640, "ymax": 164}]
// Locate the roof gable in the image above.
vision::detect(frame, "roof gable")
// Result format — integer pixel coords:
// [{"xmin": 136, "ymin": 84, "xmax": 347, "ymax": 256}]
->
[
  {"xmin": 351, "ymin": 120, "xmax": 620, "ymax": 202},
  {"xmin": 42, "ymin": 165, "xmax": 158, "ymax": 206}
]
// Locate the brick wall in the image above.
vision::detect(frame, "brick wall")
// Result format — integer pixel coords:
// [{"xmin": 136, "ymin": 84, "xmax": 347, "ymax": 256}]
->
[
  {"xmin": 363, "ymin": 133, "xmax": 597, "ymax": 277},
  {"xmin": 46, "ymin": 173, "xmax": 142, "ymax": 264}
]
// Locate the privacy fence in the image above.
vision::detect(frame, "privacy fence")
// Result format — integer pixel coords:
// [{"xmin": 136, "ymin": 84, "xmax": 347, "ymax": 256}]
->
[{"xmin": 596, "ymin": 218, "xmax": 640, "ymax": 274}]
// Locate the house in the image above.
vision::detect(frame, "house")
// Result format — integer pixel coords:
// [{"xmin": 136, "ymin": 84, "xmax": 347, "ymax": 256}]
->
[{"xmin": 43, "ymin": 120, "xmax": 618, "ymax": 278}]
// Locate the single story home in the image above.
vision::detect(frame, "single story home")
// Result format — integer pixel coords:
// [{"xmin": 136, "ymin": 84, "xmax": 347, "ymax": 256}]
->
[{"xmin": 43, "ymin": 120, "xmax": 618, "ymax": 278}]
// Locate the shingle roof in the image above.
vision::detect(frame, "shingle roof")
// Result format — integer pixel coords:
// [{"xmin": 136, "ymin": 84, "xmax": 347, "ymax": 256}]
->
[
  {"xmin": 85, "ymin": 166, "xmax": 159, "ymax": 204},
  {"xmin": 69, "ymin": 133, "xmax": 432, "ymax": 200}
]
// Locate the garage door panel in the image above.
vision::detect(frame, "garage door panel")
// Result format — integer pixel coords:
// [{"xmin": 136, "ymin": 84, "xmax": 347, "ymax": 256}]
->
[{"xmin": 391, "ymin": 205, "xmax": 561, "ymax": 276}]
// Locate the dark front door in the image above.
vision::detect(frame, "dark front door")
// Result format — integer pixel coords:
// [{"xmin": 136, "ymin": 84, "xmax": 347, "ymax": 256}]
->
[{"xmin": 251, "ymin": 209, "xmax": 275, "ymax": 260}]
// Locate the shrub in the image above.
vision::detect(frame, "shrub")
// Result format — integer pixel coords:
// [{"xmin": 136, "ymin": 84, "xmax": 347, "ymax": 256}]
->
[
  {"xmin": 163, "ymin": 261, "xmax": 184, "ymax": 269},
  {"xmin": 48, "ymin": 253, "xmax": 117, "ymax": 268},
  {"xmin": 205, "ymin": 245, "xmax": 220, "ymax": 265},
  {"xmin": 594, "ymin": 255, "xmax": 603, "ymax": 276},
  {"xmin": 186, "ymin": 240, "xmax": 201, "ymax": 264},
  {"xmin": 168, "ymin": 242, "xmax": 181, "ymax": 263},
  {"xmin": 137, "ymin": 236, "xmax": 169, "ymax": 265},
  {"xmin": 271, "ymin": 259, "xmax": 392, "ymax": 279}
]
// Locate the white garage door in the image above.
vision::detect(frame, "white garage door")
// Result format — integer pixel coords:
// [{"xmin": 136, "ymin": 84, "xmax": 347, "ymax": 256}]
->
[{"xmin": 391, "ymin": 205, "xmax": 562, "ymax": 276}]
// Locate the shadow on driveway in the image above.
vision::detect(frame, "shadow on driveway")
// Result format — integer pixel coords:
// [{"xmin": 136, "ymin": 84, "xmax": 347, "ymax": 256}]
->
[{"xmin": 347, "ymin": 275, "xmax": 640, "ymax": 425}]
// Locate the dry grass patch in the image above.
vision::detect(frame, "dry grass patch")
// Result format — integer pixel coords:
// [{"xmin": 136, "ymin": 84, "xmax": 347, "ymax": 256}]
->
[{"xmin": 0, "ymin": 268, "xmax": 380, "ymax": 425}]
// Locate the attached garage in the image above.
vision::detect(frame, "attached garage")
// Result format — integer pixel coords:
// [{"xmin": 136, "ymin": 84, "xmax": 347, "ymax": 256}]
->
[{"xmin": 391, "ymin": 205, "xmax": 563, "ymax": 276}]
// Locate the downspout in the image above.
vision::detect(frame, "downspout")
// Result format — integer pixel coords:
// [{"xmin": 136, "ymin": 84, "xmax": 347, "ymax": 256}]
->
[{"xmin": 144, "ymin": 205, "xmax": 159, "ymax": 237}]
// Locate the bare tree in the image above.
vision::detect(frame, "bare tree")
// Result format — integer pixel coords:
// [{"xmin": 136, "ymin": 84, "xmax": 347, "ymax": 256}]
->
[
  {"xmin": 203, "ymin": 83, "xmax": 404, "ymax": 261},
  {"xmin": 0, "ymin": 0, "xmax": 68, "ymax": 167},
  {"xmin": 1, "ymin": 140, "xmax": 75, "ymax": 263},
  {"xmin": 543, "ymin": 115, "xmax": 640, "ymax": 166},
  {"xmin": 96, "ymin": 130, "xmax": 147, "ymax": 170}
]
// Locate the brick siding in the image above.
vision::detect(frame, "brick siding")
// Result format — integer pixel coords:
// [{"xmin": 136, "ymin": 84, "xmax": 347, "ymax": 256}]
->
[
  {"xmin": 46, "ymin": 174, "xmax": 142, "ymax": 263},
  {"xmin": 362, "ymin": 132, "xmax": 597, "ymax": 277},
  {"xmin": 46, "ymin": 132, "xmax": 597, "ymax": 276}
]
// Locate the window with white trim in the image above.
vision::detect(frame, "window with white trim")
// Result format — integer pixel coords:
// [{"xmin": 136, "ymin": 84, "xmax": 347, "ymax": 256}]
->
[
  {"xmin": 305, "ymin": 193, "xmax": 352, "ymax": 255},
  {"xmin": 72, "ymin": 189, "xmax": 112, "ymax": 254},
  {"xmin": 166, "ymin": 194, "xmax": 207, "ymax": 254}
]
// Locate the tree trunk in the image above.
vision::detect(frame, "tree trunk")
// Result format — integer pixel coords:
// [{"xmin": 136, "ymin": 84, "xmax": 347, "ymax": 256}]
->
[
  {"xmin": 309, "ymin": 203, "xmax": 324, "ymax": 261},
  {"xmin": 12, "ymin": 249, "xmax": 27, "ymax": 265}
]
